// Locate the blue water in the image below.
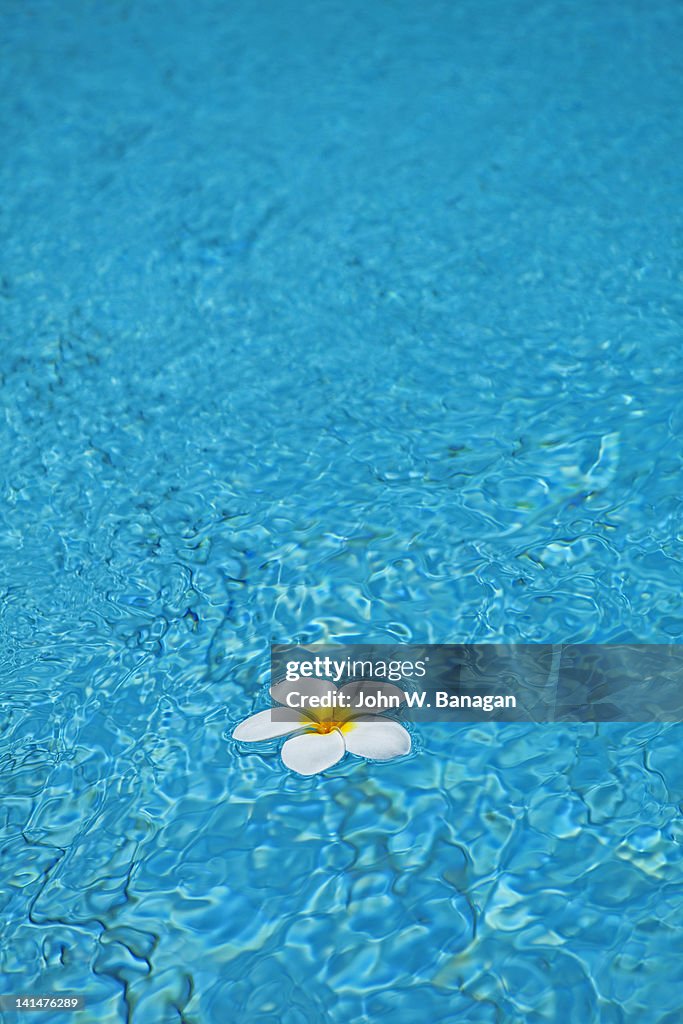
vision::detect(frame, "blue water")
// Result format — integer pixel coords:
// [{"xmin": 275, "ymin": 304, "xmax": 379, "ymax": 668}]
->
[{"xmin": 1, "ymin": 0, "xmax": 682, "ymax": 1020}]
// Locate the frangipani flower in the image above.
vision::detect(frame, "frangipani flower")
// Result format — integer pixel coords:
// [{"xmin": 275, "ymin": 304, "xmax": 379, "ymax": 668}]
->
[{"xmin": 232, "ymin": 677, "xmax": 411, "ymax": 776}]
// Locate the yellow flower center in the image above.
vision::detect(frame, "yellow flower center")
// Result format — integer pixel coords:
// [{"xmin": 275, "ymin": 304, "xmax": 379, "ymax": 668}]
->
[
  {"xmin": 313, "ymin": 720, "xmax": 338, "ymax": 735},
  {"xmin": 306, "ymin": 715, "xmax": 355, "ymax": 736}
]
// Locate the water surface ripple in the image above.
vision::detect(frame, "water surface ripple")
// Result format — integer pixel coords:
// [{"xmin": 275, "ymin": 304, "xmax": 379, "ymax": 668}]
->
[{"xmin": 1, "ymin": 1, "xmax": 682, "ymax": 1021}]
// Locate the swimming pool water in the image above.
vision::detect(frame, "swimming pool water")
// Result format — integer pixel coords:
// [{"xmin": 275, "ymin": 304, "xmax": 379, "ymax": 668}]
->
[{"xmin": 1, "ymin": 1, "xmax": 682, "ymax": 1021}]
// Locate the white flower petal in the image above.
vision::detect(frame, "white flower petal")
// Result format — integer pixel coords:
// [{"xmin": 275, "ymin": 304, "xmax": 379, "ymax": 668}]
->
[
  {"xmin": 232, "ymin": 709, "xmax": 308, "ymax": 742},
  {"xmin": 336, "ymin": 679, "xmax": 407, "ymax": 718},
  {"xmin": 343, "ymin": 716, "xmax": 411, "ymax": 760},
  {"xmin": 281, "ymin": 729, "xmax": 346, "ymax": 776}
]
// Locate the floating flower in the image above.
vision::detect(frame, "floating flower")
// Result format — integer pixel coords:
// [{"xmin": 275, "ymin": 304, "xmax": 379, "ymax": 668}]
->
[{"xmin": 232, "ymin": 677, "xmax": 411, "ymax": 776}]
